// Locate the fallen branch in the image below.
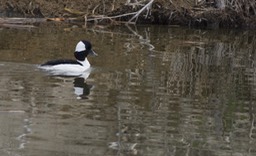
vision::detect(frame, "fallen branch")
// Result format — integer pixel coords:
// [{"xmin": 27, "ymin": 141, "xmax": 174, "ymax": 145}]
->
[
  {"xmin": 0, "ymin": 18, "xmax": 44, "ymax": 29},
  {"xmin": 0, "ymin": 23, "xmax": 35, "ymax": 29},
  {"xmin": 0, "ymin": 18, "xmax": 46, "ymax": 24},
  {"xmin": 86, "ymin": 12, "xmax": 138, "ymax": 24}
]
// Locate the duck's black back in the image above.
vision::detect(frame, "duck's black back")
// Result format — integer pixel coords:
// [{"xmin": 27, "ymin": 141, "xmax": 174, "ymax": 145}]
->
[{"xmin": 41, "ymin": 59, "xmax": 82, "ymax": 66}]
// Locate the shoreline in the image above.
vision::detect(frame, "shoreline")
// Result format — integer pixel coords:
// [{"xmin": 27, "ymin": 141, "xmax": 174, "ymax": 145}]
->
[{"xmin": 0, "ymin": 0, "xmax": 256, "ymax": 29}]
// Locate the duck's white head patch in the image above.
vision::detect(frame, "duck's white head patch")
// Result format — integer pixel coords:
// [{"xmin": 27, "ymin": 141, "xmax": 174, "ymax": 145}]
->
[{"xmin": 75, "ymin": 41, "xmax": 86, "ymax": 52}]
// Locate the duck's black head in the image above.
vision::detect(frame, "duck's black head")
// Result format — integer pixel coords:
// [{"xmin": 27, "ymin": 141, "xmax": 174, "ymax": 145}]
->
[{"xmin": 74, "ymin": 40, "xmax": 97, "ymax": 61}]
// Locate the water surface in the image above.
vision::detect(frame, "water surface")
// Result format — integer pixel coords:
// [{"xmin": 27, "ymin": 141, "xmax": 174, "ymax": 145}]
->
[{"xmin": 0, "ymin": 24, "xmax": 256, "ymax": 156}]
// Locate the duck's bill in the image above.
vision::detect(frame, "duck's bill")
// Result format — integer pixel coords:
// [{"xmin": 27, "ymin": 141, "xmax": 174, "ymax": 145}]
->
[{"xmin": 89, "ymin": 49, "xmax": 98, "ymax": 56}]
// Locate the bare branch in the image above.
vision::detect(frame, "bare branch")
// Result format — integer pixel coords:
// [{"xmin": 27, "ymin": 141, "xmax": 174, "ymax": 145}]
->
[{"xmin": 129, "ymin": 0, "xmax": 154, "ymax": 23}]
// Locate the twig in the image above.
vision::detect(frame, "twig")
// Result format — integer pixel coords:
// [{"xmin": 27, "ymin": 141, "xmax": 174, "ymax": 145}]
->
[
  {"xmin": 111, "ymin": 0, "xmax": 115, "ymax": 11},
  {"xmin": 92, "ymin": 4, "xmax": 100, "ymax": 15},
  {"xmin": 128, "ymin": 0, "xmax": 154, "ymax": 23},
  {"xmin": 84, "ymin": 15, "xmax": 87, "ymax": 28}
]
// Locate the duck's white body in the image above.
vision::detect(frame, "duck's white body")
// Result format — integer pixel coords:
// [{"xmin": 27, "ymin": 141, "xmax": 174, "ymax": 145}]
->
[
  {"xmin": 40, "ymin": 40, "xmax": 97, "ymax": 77},
  {"xmin": 40, "ymin": 59, "xmax": 91, "ymax": 76}
]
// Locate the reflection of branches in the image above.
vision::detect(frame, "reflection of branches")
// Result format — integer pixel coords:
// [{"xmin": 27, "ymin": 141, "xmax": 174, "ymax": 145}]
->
[
  {"xmin": 125, "ymin": 24, "xmax": 155, "ymax": 51},
  {"xmin": 87, "ymin": 28, "xmax": 131, "ymax": 36},
  {"xmin": 87, "ymin": 24, "xmax": 156, "ymax": 52},
  {"xmin": 249, "ymin": 113, "xmax": 255, "ymax": 139}
]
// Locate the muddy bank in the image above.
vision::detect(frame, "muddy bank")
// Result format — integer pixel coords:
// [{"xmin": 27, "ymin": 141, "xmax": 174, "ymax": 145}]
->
[{"xmin": 0, "ymin": 0, "xmax": 256, "ymax": 29}]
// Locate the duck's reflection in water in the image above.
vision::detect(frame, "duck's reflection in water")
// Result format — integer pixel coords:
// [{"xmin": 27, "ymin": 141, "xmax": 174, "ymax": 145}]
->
[
  {"xmin": 73, "ymin": 77, "xmax": 93, "ymax": 99},
  {"xmin": 47, "ymin": 69, "xmax": 94, "ymax": 100}
]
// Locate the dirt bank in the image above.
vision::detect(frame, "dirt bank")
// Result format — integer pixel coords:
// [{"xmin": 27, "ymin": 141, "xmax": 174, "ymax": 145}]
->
[{"xmin": 0, "ymin": 0, "xmax": 256, "ymax": 29}]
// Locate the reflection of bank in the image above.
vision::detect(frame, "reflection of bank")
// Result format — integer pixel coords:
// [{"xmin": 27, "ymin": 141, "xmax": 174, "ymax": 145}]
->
[{"xmin": 73, "ymin": 77, "xmax": 93, "ymax": 99}]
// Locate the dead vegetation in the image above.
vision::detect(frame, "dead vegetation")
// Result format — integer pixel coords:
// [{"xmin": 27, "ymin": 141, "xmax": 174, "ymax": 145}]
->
[{"xmin": 0, "ymin": 0, "xmax": 255, "ymax": 28}]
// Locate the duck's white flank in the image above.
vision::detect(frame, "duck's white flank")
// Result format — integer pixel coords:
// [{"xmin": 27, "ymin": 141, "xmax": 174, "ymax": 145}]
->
[{"xmin": 40, "ymin": 58, "xmax": 91, "ymax": 76}]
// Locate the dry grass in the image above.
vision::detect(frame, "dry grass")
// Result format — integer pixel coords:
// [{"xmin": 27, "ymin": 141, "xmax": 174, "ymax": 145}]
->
[{"xmin": 0, "ymin": 0, "xmax": 255, "ymax": 28}]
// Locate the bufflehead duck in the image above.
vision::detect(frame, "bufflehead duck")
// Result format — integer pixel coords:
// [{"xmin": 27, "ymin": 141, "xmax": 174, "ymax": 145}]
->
[{"xmin": 40, "ymin": 40, "xmax": 97, "ymax": 76}]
